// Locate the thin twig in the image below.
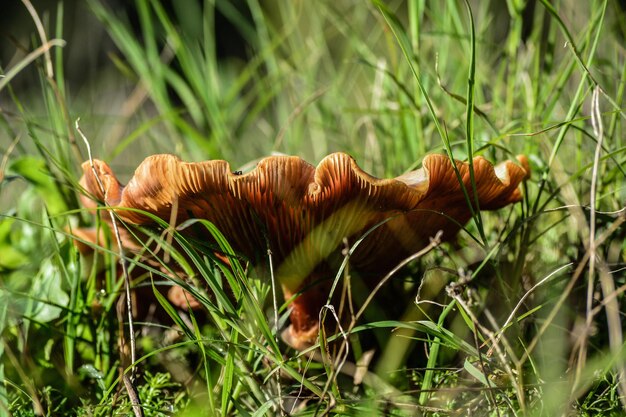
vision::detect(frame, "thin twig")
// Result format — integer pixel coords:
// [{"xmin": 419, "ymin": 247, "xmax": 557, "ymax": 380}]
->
[
  {"xmin": 20, "ymin": 0, "xmax": 53, "ymax": 78},
  {"xmin": 123, "ymin": 374, "xmax": 144, "ymax": 417},
  {"xmin": 589, "ymin": 86, "xmax": 603, "ymax": 294},
  {"xmin": 75, "ymin": 120, "xmax": 141, "ymax": 410},
  {"xmin": 0, "ymin": 135, "xmax": 21, "ymax": 183},
  {"xmin": 163, "ymin": 195, "xmax": 178, "ymax": 264},
  {"xmin": 579, "ymin": 87, "xmax": 603, "ymax": 380},
  {"xmin": 0, "ymin": 39, "xmax": 66, "ymax": 92},
  {"xmin": 316, "ymin": 304, "xmax": 350, "ymax": 416},
  {"xmin": 266, "ymin": 243, "xmax": 285, "ymax": 416},
  {"xmin": 590, "ymin": 87, "xmax": 626, "ymax": 409}
]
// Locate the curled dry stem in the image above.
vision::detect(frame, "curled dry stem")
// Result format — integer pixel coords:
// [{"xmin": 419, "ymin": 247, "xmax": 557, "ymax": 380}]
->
[
  {"xmin": 589, "ymin": 86, "xmax": 626, "ymax": 409},
  {"xmin": 320, "ymin": 231, "xmax": 444, "ymax": 408}
]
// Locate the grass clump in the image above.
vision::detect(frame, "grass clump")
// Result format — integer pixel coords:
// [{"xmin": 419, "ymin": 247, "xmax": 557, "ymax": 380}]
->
[{"xmin": 1, "ymin": 0, "xmax": 625, "ymax": 415}]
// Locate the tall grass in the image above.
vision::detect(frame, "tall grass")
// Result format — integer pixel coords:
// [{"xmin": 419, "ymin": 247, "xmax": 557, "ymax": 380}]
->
[{"xmin": 1, "ymin": 0, "xmax": 625, "ymax": 415}]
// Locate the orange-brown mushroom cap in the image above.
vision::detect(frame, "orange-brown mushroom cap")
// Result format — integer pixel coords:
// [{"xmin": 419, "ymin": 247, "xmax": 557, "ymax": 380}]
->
[{"xmin": 79, "ymin": 152, "xmax": 528, "ymax": 348}]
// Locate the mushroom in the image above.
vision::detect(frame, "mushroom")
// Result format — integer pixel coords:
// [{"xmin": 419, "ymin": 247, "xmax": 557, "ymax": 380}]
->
[{"xmin": 79, "ymin": 152, "xmax": 529, "ymax": 349}]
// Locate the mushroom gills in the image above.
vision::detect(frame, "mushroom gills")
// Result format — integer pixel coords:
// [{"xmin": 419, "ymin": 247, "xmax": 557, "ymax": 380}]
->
[{"xmin": 77, "ymin": 152, "xmax": 529, "ymax": 349}]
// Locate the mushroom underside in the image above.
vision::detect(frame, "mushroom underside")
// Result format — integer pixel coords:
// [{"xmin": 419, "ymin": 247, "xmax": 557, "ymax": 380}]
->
[{"xmin": 78, "ymin": 152, "xmax": 528, "ymax": 349}]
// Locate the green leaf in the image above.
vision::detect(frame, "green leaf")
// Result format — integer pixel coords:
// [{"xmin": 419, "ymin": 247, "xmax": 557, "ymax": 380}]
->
[
  {"xmin": 0, "ymin": 246, "xmax": 29, "ymax": 270},
  {"xmin": 8, "ymin": 157, "xmax": 67, "ymax": 215},
  {"xmin": 27, "ymin": 258, "xmax": 70, "ymax": 322},
  {"xmin": 464, "ymin": 358, "xmax": 496, "ymax": 388}
]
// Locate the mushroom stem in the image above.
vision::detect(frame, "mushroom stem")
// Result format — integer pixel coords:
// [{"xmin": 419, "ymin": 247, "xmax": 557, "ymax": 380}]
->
[{"xmin": 280, "ymin": 272, "xmax": 332, "ymax": 350}]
